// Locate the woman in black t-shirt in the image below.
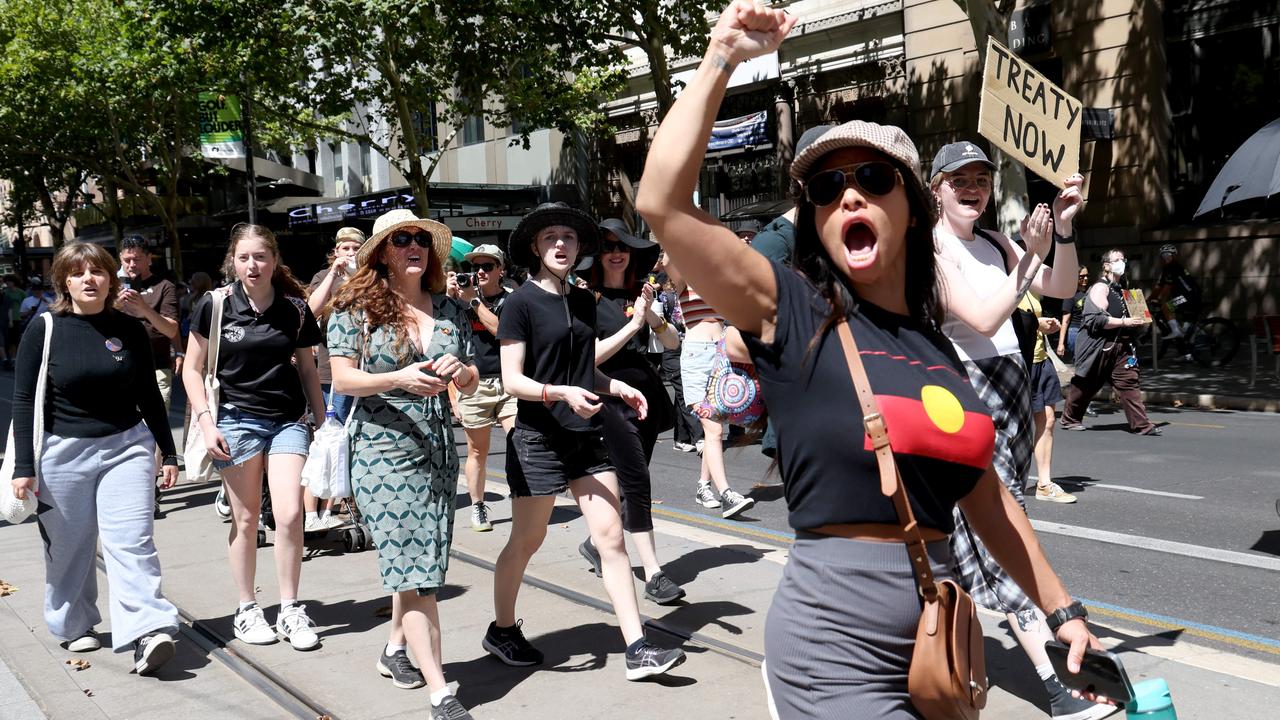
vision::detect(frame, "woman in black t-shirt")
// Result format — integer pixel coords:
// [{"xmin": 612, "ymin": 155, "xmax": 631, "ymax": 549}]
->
[
  {"xmin": 10, "ymin": 242, "xmax": 179, "ymax": 675},
  {"xmin": 636, "ymin": 5, "xmax": 1106, "ymax": 718},
  {"xmin": 485, "ymin": 202, "xmax": 686, "ymax": 681},
  {"xmin": 183, "ymin": 224, "xmax": 326, "ymax": 652},
  {"xmin": 576, "ymin": 219, "xmax": 684, "ymax": 605}
]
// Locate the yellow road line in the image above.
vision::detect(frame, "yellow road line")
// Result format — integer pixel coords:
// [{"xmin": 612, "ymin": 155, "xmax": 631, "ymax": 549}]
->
[
  {"xmin": 1089, "ymin": 606, "xmax": 1280, "ymax": 657},
  {"xmin": 1167, "ymin": 421, "xmax": 1227, "ymax": 429},
  {"xmin": 649, "ymin": 506, "xmax": 791, "ymax": 545}
]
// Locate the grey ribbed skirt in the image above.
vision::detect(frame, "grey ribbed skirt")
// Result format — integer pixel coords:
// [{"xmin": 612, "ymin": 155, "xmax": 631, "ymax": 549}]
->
[{"xmin": 763, "ymin": 533, "xmax": 956, "ymax": 719}]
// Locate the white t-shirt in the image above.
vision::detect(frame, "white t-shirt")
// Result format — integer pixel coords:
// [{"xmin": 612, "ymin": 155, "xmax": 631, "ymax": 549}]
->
[{"xmin": 936, "ymin": 227, "xmax": 1020, "ymax": 362}]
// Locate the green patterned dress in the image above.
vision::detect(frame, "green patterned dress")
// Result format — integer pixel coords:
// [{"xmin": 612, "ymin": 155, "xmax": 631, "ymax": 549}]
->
[{"xmin": 327, "ymin": 296, "xmax": 473, "ymax": 593}]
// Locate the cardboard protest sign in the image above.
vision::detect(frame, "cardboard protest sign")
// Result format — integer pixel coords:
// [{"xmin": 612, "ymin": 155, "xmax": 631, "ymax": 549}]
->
[
  {"xmin": 978, "ymin": 37, "xmax": 1081, "ymax": 188},
  {"xmin": 1123, "ymin": 289, "xmax": 1152, "ymax": 323}
]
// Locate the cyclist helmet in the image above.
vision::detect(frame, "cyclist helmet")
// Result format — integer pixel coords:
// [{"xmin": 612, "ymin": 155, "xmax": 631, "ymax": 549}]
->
[{"xmin": 1158, "ymin": 243, "xmax": 1177, "ymax": 256}]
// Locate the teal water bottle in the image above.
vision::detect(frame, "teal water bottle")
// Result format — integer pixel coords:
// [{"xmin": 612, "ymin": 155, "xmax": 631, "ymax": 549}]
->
[{"xmin": 1126, "ymin": 678, "xmax": 1177, "ymax": 720}]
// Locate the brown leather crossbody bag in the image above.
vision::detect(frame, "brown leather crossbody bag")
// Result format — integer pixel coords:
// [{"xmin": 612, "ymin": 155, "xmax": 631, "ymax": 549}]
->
[{"xmin": 835, "ymin": 320, "xmax": 988, "ymax": 720}]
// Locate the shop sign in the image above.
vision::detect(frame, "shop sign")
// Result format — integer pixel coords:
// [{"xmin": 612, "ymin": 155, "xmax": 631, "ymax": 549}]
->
[
  {"xmin": 443, "ymin": 215, "xmax": 522, "ymax": 232},
  {"xmin": 1009, "ymin": 1, "xmax": 1053, "ymax": 57},
  {"xmin": 707, "ymin": 111, "xmax": 769, "ymax": 152},
  {"xmin": 978, "ymin": 37, "xmax": 1081, "ymax": 188},
  {"xmin": 288, "ymin": 189, "xmax": 417, "ymax": 226},
  {"xmin": 198, "ymin": 93, "xmax": 244, "ymax": 159},
  {"xmin": 1081, "ymin": 108, "xmax": 1115, "ymax": 141}
]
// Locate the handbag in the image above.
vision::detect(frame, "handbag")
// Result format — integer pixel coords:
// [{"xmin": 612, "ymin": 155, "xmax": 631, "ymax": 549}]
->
[
  {"xmin": 301, "ymin": 322, "xmax": 365, "ymax": 500},
  {"xmin": 835, "ymin": 320, "xmax": 987, "ymax": 720},
  {"xmin": 184, "ymin": 289, "xmax": 228, "ymax": 483},
  {"xmin": 697, "ymin": 329, "xmax": 765, "ymax": 426},
  {"xmin": 1, "ymin": 312, "xmax": 54, "ymax": 524}
]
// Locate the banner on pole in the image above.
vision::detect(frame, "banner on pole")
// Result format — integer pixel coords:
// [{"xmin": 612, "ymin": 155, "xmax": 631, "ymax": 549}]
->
[
  {"xmin": 198, "ymin": 92, "xmax": 245, "ymax": 159},
  {"xmin": 707, "ymin": 111, "xmax": 769, "ymax": 152},
  {"xmin": 977, "ymin": 37, "xmax": 1080, "ymax": 188}
]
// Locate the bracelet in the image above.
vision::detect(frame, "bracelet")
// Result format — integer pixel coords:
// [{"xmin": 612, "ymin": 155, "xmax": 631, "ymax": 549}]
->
[
  {"xmin": 1053, "ymin": 229, "xmax": 1075, "ymax": 245},
  {"xmin": 651, "ymin": 319, "xmax": 668, "ymax": 333},
  {"xmin": 541, "ymin": 383, "xmax": 550, "ymax": 403},
  {"xmin": 195, "ymin": 409, "xmax": 211, "ymax": 423},
  {"xmin": 1046, "ymin": 600, "xmax": 1089, "ymax": 633}
]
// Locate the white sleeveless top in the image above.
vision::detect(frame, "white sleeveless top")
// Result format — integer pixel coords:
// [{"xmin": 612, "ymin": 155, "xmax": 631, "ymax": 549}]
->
[{"xmin": 936, "ymin": 227, "xmax": 1020, "ymax": 362}]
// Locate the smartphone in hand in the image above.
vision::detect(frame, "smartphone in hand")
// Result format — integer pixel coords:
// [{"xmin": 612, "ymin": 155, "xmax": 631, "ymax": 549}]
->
[{"xmin": 1044, "ymin": 640, "xmax": 1136, "ymax": 705}]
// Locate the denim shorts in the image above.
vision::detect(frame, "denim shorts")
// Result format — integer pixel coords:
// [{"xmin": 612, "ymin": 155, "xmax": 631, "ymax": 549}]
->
[
  {"xmin": 680, "ymin": 340, "xmax": 718, "ymax": 407},
  {"xmin": 213, "ymin": 405, "xmax": 311, "ymax": 470},
  {"xmin": 505, "ymin": 426, "xmax": 613, "ymax": 497}
]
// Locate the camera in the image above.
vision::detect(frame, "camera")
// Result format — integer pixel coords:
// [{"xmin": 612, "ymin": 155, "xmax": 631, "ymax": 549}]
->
[{"xmin": 456, "ymin": 272, "xmax": 476, "ymax": 289}]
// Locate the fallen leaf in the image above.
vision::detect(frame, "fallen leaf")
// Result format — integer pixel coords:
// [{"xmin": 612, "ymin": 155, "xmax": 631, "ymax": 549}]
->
[
  {"xmin": 83, "ymin": 689, "xmax": 94, "ymax": 697},
  {"xmin": 316, "ymin": 716, "xmax": 333, "ymax": 720},
  {"xmin": 374, "ymin": 606, "xmax": 392, "ymax": 618},
  {"xmin": 65, "ymin": 659, "xmax": 91, "ymax": 671},
  {"xmin": 0, "ymin": 580, "xmax": 17, "ymax": 597}
]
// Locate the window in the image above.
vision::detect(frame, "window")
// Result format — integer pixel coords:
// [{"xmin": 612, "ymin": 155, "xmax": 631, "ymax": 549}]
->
[
  {"xmin": 461, "ymin": 96, "xmax": 485, "ymax": 146},
  {"xmin": 359, "ymin": 141, "xmax": 372, "ymax": 183},
  {"xmin": 411, "ymin": 103, "xmax": 439, "ymax": 154},
  {"xmin": 330, "ymin": 142, "xmax": 344, "ymax": 183}
]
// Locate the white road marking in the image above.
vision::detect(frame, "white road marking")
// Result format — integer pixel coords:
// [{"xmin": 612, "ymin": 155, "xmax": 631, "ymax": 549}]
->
[
  {"xmin": 1031, "ymin": 475, "xmax": 1204, "ymax": 500},
  {"xmin": 1030, "ymin": 520, "xmax": 1280, "ymax": 572}
]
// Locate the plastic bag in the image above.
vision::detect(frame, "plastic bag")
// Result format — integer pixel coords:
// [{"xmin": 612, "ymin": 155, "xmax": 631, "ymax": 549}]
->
[{"xmin": 301, "ymin": 416, "xmax": 351, "ymax": 500}]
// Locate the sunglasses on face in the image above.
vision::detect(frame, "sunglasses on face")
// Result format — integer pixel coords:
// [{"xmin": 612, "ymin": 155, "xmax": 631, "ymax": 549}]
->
[
  {"xmin": 804, "ymin": 162, "xmax": 903, "ymax": 207},
  {"xmin": 601, "ymin": 240, "xmax": 631, "ymax": 254},
  {"xmin": 946, "ymin": 176, "xmax": 992, "ymax": 191},
  {"xmin": 389, "ymin": 230, "xmax": 432, "ymax": 249},
  {"xmin": 473, "ymin": 262, "xmax": 498, "ymax": 272}
]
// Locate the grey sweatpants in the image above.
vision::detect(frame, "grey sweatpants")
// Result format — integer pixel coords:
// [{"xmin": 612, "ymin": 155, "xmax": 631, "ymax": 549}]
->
[{"xmin": 37, "ymin": 422, "xmax": 178, "ymax": 650}]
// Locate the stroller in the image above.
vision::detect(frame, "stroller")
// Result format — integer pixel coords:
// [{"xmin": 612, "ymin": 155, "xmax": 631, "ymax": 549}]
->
[{"xmin": 214, "ymin": 478, "xmax": 373, "ymax": 552}]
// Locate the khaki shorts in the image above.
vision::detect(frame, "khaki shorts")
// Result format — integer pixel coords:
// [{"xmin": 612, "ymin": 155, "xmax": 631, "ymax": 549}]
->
[
  {"xmin": 155, "ymin": 368, "xmax": 173, "ymax": 412},
  {"xmin": 457, "ymin": 377, "xmax": 517, "ymax": 429}
]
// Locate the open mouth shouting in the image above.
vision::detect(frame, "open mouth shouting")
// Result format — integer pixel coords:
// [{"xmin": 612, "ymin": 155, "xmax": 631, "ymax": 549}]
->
[{"xmin": 842, "ymin": 215, "xmax": 879, "ymax": 270}]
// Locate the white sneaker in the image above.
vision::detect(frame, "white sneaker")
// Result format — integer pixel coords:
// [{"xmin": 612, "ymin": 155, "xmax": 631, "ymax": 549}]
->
[
  {"xmin": 471, "ymin": 502, "xmax": 493, "ymax": 532},
  {"xmin": 694, "ymin": 482, "xmax": 722, "ymax": 509},
  {"xmin": 304, "ymin": 515, "xmax": 326, "ymax": 532},
  {"xmin": 67, "ymin": 629, "xmax": 101, "ymax": 652},
  {"xmin": 233, "ymin": 604, "xmax": 278, "ymax": 645},
  {"xmin": 276, "ymin": 603, "xmax": 320, "ymax": 650},
  {"xmin": 672, "ymin": 442, "xmax": 696, "ymax": 453},
  {"xmin": 323, "ymin": 512, "xmax": 347, "ymax": 529},
  {"xmin": 695, "ymin": 439, "xmax": 705, "ymax": 456}
]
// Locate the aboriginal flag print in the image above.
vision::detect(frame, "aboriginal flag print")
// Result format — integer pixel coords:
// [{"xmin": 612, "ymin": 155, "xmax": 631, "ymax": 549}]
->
[{"xmin": 863, "ymin": 388, "xmax": 995, "ymax": 469}]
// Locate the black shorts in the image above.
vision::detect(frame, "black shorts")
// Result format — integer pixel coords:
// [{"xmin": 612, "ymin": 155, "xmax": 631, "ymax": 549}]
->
[
  {"xmin": 505, "ymin": 426, "xmax": 614, "ymax": 497},
  {"xmin": 1029, "ymin": 357, "xmax": 1064, "ymax": 410}
]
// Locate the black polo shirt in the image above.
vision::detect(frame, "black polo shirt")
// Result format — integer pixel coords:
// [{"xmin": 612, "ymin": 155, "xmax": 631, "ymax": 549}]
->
[{"xmin": 193, "ymin": 282, "xmax": 323, "ymax": 421}]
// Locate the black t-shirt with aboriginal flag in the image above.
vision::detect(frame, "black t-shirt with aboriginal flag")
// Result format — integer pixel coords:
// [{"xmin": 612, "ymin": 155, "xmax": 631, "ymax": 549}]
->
[
  {"xmin": 194, "ymin": 282, "xmax": 323, "ymax": 421},
  {"xmin": 742, "ymin": 261, "xmax": 995, "ymax": 533}
]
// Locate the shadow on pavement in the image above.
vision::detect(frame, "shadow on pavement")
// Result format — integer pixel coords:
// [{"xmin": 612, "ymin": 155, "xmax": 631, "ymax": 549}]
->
[
  {"xmin": 662, "ymin": 543, "xmax": 773, "ymax": 586},
  {"xmin": 981, "ymin": 635, "xmax": 1048, "ymax": 714}
]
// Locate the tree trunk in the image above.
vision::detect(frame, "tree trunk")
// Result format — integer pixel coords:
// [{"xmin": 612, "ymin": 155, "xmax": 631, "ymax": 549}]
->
[{"xmin": 380, "ymin": 26, "xmax": 432, "ymax": 215}]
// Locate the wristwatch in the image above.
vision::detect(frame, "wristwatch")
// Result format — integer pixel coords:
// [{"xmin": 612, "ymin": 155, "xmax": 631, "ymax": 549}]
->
[
  {"xmin": 1046, "ymin": 600, "xmax": 1089, "ymax": 632},
  {"xmin": 469, "ymin": 297, "xmax": 482, "ymax": 310}
]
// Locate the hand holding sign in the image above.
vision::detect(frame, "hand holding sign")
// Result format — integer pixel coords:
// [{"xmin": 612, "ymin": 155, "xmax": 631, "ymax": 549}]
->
[{"xmin": 978, "ymin": 38, "xmax": 1081, "ymax": 188}]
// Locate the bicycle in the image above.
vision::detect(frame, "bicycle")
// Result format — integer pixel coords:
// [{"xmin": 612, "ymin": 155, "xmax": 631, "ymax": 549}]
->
[{"xmin": 1135, "ymin": 301, "xmax": 1240, "ymax": 368}]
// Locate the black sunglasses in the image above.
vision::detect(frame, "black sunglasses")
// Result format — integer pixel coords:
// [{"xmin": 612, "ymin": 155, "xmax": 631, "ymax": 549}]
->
[
  {"xmin": 389, "ymin": 230, "xmax": 432, "ymax": 249},
  {"xmin": 601, "ymin": 240, "xmax": 631, "ymax": 253},
  {"xmin": 473, "ymin": 261, "xmax": 498, "ymax": 272},
  {"xmin": 804, "ymin": 161, "xmax": 903, "ymax": 207}
]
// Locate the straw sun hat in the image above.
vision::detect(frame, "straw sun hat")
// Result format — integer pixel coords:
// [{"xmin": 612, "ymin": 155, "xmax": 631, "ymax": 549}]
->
[{"xmin": 356, "ymin": 209, "xmax": 452, "ymax": 269}]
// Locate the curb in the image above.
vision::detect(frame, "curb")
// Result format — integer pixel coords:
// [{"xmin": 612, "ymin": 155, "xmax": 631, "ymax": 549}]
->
[{"xmin": 1140, "ymin": 390, "xmax": 1280, "ymax": 413}]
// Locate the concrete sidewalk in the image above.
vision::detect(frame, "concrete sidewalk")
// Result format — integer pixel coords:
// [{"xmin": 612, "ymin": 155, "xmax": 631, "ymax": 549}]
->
[{"xmin": 4, "ymin": 470, "xmax": 1279, "ymax": 719}]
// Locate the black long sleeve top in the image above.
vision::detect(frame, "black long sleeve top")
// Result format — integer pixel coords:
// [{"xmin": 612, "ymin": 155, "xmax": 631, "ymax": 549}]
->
[{"xmin": 12, "ymin": 311, "xmax": 178, "ymax": 477}]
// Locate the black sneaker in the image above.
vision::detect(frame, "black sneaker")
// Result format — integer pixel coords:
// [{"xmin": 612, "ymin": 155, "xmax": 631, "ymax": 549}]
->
[
  {"xmin": 579, "ymin": 537, "xmax": 602, "ymax": 578},
  {"xmin": 431, "ymin": 695, "xmax": 475, "ymax": 720},
  {"xmin": 624, "ymin": 638, "xmax": 686, "ymax": 680},
  {"xmin": 153, "ymin": 483, "xmax": 162, "ymax": 520},
  {"xmin": 482, "ymin": 620, "xmax": 543, "ymax": 666},
  {"xmin": 133, "ymin": 632, "xmax": 175, "ymax": 676},
  {"xmin": 643, "ymin": 571, "xmax": 686, "ymax": 605},
  {"xmin": 376, "ymin": 646, "xmax": 425, "ymax": 689},
  {"xmin": 1045, "ymin": 675, "xmax": 1121, "ymax": 720}
]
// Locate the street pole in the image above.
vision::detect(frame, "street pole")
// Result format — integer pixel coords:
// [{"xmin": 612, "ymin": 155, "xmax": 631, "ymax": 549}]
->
[{"xmin": 242, "ymin": 88, "xmax": 257, "ymax": 225}]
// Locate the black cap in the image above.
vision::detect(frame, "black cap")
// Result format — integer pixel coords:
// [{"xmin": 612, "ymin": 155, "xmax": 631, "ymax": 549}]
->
[{"xmin": 930, "ymin": 141, "xmax": 997, "ymax": 177}]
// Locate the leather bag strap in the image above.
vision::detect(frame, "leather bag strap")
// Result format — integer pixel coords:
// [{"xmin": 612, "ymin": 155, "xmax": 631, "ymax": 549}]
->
[{"xmin": 835, "ymin": 319, "xmax": 940, "ymax": 602}]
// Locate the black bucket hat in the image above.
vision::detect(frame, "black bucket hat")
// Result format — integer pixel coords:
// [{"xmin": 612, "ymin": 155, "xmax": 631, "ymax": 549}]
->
[
  {"xmin": 508, "ymin": 202, "xmax": 599, "ymax": 269},
  {"xmin": 583, "ymin": 218, "xmax": 660, "ymax": 276}
]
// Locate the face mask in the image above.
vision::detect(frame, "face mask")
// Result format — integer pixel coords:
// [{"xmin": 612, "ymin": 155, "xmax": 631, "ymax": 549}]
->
[{"xmin": 1110, "ymin": 260, "xmax": 1126, "ymax": 276}]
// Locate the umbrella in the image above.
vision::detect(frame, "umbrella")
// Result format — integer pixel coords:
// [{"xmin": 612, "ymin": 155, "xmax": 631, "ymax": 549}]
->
[
  {"xmin": 449, "ymin": 236, "xmax": 473, "ymax": 263},
  {"xmin": 1194, "ymin": 117, "xmax": 1280, "ymax": 217}
]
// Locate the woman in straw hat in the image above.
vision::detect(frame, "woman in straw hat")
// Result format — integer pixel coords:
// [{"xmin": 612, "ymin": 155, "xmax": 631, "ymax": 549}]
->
[
  {"xmin": 483, "ymin": 201, "xmax": 686, "ymax": 681},
  {"xmin": 635, "ymin": 3, "xmax": 1106, "ymax": 717},
  {"xmin": 183, "ymin": 224, "xmax": 326, "ymax": 652},
  {"xmin": 327, "ymin": 209, "xmax": 479, "ymax": 719}
]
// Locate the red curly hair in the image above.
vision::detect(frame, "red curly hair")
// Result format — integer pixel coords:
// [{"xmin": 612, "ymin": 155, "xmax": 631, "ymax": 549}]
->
[{"xmin": 328, "ymin": 245, "xmax": 444, "ymax": 364}]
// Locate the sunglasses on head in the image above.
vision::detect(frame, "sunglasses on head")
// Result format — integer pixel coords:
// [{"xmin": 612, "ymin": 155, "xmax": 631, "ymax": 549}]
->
[
  {"xmin": 473, "ymin": 261, "xmax": 498, "ymax": 272},
  {"xmin": 389, "ymin": 230, "xmax": 432, "ymax": 249},
  {"xmin": 601, "ymin": 240, "xmax": 631, "ymax": 253},
  {"xmin": 804, "ymin": 161, "xmax": 903, "ymax": 207}
]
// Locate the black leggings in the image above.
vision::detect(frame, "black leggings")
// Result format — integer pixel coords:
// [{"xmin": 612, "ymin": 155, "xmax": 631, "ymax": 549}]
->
[{"xmin": 599, "ymin": 398, "xmax": 659, "ymax": 533}]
